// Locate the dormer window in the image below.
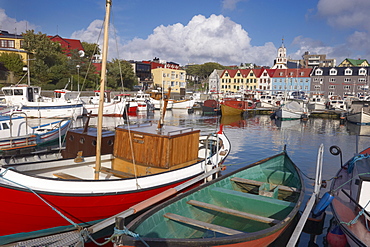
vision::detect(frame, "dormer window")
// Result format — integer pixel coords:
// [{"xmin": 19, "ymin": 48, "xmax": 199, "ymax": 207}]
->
[
  {"xmin": 315, "ymin": 69, "xmax": 323, "ymax": 76},
  {"xmin": 345, "ymin": 68, "xmax": 352, "ymax": 75},
  {"xmin": 359, "ymin": 68, "xmax": 367, "ymax": 76},
  {"xmin": 330, "ymin": 68, "xmax": 337, "ymax": 75},
  {"xmin": 279, "ymin": 72, "xmax": 283, "ymax": 76}
]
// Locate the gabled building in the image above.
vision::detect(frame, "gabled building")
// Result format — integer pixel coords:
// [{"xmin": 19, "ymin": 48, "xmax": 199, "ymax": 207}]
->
[
  {"xmin": 0, "ymin": 30, "xmax": 28, "ymax": 63},
  {"xmin": 258, "ymin": 68, "xmax": 276, "ymax": 92},
  {"xmin": 338, "ymin": 58, "xmax": 369, "ymax": 67},
  {"xmin": 49, "ymin": 35, "xmax": 84, "ymax": 57},
  {"xmin": 310, "ymin": 67, "xmax": 369, "ymax": 98},
  {"xmin": 208, "ymin": 69, "xmax": 223, "ymax": 92},
  {"xmin": 271, "ymin": 68, "xmax": 312, "ymax": 95}
]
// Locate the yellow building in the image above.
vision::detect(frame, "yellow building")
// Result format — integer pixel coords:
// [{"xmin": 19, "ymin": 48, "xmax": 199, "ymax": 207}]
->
[
  {"xmin": 0, "ymin": 30, "xmax": 28, "ymax": 63},
  {"xmin": 151, "ymin": 67, "xmax": 186, "ymax": 93},
  {"xmin": 338, "ymin": 58, "xmax": 370, "ymax": 67},
  {"xmin": 220, "ymin": 69, "xmax": 258, "ymax": 93}
]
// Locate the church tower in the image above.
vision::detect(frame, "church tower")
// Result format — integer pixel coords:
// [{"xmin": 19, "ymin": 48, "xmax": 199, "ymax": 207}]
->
[{"xmin": 272, "ymin": 39, "xmax": 288, "ymax": 69}]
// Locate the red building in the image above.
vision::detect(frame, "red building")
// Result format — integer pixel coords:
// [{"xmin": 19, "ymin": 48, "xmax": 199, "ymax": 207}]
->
[{"xmin": 49, "ymin": 35, "xmax": 84, "ymax": 57}]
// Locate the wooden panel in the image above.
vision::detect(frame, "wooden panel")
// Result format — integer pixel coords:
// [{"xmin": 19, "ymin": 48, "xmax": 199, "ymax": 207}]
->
[
  {"xmin": 187, "ymin": 200, "xmax": 280, "ymax": 225},
  {"xmin": 163, "ymin": 213, "xmax": 243, "ymax": 235},
  {"xmin": 98, "ymin": 167, "xmax": 134, "ymax": 178},
  {"xmin": 114, "ymin": 128, "xmax": 200, "ymax": 168}
]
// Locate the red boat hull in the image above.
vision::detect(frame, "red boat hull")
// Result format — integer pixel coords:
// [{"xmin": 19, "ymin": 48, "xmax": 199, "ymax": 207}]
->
[{"xmin": 0, "ymin": 179, "xmax": 191, "ymax": 241}]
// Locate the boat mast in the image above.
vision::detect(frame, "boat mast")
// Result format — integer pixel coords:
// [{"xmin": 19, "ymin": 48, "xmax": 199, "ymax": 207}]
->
[{"xmin": 95, "ymin": 0, "xmax": 112, "ymax": 180}]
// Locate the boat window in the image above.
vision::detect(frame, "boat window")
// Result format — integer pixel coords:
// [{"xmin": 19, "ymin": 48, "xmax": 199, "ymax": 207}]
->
[
  {"xmin": 107, "ymin": 140, "xmax": 114, "ymax": 146},
  {"xmin": 3, "ymin": 89, "xmax": 12, "ymax": 96},
  {"xmin": 69, "ymin": 135, "xmax": 74, "ymax": 141},
  {"xmin": 92, "ymin": 140, "xmax": 97, "ymax": 146},
  {"xmin": 80, "ymin": 137, "xmax": 85, "ymax": 144},
  {"xmin": 34, "ymin": 88, "xmax": 39, "ymax": 93},
  {"xmin": 2, "ymin": 123, "xmax": 9, "ymax": 129},
  {"xmin": 14, "ymin": 89, "xmax": 23, "ymax": 95}
]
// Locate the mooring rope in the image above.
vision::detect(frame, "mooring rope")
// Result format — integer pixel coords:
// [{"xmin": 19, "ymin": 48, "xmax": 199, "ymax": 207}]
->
[{"xmin": 340, "ymin": 200, "xmax": 370, "ymax": 230}]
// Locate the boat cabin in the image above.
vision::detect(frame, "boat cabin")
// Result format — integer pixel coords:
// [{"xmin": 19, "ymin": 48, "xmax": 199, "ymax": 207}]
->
[
  {"xmin": 112, "ymin": 123, "xmax": 200, "ymax": 176},
  {"xmin": 2, "ymin": 85, "xmax": 42, "ymax": 104}
]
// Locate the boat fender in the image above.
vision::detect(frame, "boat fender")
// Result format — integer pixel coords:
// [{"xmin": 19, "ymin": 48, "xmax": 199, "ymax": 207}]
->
[
  {"xmin": 312, "ymin": 192, "xmax": 334, "ymax": 218},
  {"xmin": 326, "ymin": 226, "xmax": 347, "ymax": 247}
]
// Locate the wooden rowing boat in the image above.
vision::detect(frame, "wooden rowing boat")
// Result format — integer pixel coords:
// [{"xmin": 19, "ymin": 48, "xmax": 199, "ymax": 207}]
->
[{"xmin": 117, "ymin": 148, "xmax": 304, "ymax": 247}]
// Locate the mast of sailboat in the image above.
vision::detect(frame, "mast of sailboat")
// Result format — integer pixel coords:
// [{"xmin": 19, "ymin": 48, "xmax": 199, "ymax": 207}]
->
[
  {"xmin": 157, "ymin": 87, "xmax": 171, "ymax": 133},
  {"xmin": 95, "ymin": 0, "xmax": 112, "ymax": 180}
]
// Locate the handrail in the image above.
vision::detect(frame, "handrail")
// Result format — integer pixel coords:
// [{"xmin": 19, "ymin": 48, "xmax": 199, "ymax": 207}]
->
[{"xmin": 287, "ymin": 143, "xmax": 324, "ymax": 247}]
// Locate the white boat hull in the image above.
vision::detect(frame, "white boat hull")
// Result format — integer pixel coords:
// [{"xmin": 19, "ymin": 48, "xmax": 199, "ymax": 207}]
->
[{"xmin": 347, "ymin": 110, "xmax": 370, "ymax": 125}]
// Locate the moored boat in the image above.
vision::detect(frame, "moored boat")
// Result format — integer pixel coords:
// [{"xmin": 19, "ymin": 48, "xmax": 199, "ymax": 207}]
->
[
  {"xmin": 1, "ymin": 85, "xmax": 84, "ymax": 118},
  {"xmin": 0, "ymin": 113, "xmax": 70, "ymax": 155},
  {"xmin": 275, "ymin": 100, "xmax": 308, "ymax": 120},
  {"xmin": 118, "ymin": 148, "xmax": 304, "ymax": 247},
  {"xmin": 220, "ymin": 98, "xmax": 256, "ymax": 116},
  {"xmin": 346, "ymin": 100, "xmax": 370, "ymax": 125},
  {"xmin": 329, "ymin": 145, "xmax": 370, "ymax": 246}
]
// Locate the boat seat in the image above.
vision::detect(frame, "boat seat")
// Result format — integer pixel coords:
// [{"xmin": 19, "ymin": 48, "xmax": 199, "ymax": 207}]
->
[
  {"xmin": 210, "ymin": 187, "xmax": 296, "ymax": 209},
  {"xmin": 187, "ymin": 200, "xmax": 280, "ymax": 225},
  {"xmin": 230, "ymin": 177, "xmax": 299, "ymax": 193},
  {"xmin": 53, "ymin": 172, "xmax": 83, "ymax": 180},
  {"xmin": 163, "ymin": 212, "xmax": 243, "ymax": 235},
  {"xmin": 98, "ymin": 167, "xmax": 134, "ymax": 178}
]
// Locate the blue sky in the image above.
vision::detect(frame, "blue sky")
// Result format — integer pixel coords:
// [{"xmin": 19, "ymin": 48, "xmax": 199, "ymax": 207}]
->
[{"xmin": 1, "ymin": 0, "xmax": 370, "ymax": 67}]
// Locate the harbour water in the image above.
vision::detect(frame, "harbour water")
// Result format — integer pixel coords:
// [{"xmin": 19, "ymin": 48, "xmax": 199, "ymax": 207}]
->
[
  {"xmin": 92, "ymin": 108, "xmax": 368, "ymax": 247},
  {"xmin": 32, "ymin": 109, "xmax": 368, "ymax": 246}
]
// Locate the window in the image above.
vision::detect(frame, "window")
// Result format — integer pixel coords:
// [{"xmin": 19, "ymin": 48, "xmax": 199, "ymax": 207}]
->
[
  {"xmin": 344, "ymin": 78, "xmax": 351, "ymax": 82},
  {"xmin": 0, "ymin": 39, "xmax": 15, "ymax": 48},
  {"xmin": 329, "ymin": 78, "xmax": 336, "ymax": 82},
  {"xmin": 2, "ymin": 123, "xmax": 9, "ymax": 130},
  {"xmin": 314, "ymin": 85, "xmax": 321, "ymax": 89},
  {"xmin": 359, "ymin": 68, "xmax": 367, "ymax": 75},
  {"xmin": 344, "ymin": 85, "xmax": 351, "ymax": 90},
  {"xmin": 330, "ymin": 69, "xmax": 337, "ymax": 75},
  {"xmin": 315, "ymin": 69, "xmax": 323, "ymax": 75},
  {"xmin": 345, "ymin": 68, "xmax": 352, "ymax": 75},
  {"xmin": 329, "ymin": 85, "xmax": 335, "ymax": 89},
  {"xmin": 358, "ymin": 78, "xmax": 366, "ymax": 83}
]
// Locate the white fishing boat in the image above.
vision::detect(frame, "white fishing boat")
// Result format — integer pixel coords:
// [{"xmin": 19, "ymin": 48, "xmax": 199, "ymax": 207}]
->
[
  {"xmin": 307, "ymin": 94, "xmax": 326, "ymax": 111},
  {"xmin": 346, "ymin": 100, "xmax": 370, "ymax": 125},
  {"xmin": 275, "ymin": 100, "xmax": 309, "ymax": 120},
  {"xmin": 0, "ymin": 113, "xmax": 70, "ymax": 155},
  {"xmin": 81, "ymin": 90, "xmax": 127, "ymax": 117},
  {"xmin": 1, "ymin": 85, "xmax": 83, "ymax": 118}
]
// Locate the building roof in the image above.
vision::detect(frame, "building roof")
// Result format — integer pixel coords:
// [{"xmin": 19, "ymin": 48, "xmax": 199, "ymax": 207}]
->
[
  {"xmin": 0, "ymin": 30, "xmax": 23, "ymax": 39},
  {"xmin": 49, "ymin": 35, "xmax": 84, "ymax": 56},
  {"xmin": 339, "ymin": 58, "xmax": 369, "ymax": 67}
]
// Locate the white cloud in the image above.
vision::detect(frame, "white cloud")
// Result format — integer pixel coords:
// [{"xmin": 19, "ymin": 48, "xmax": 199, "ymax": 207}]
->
[
  {"xmin": 120, "ymin": 14, "xmax": 276, "ymax": 66},
  {"xmin": 317, "ymin": 0, "xmax": 370, "ymax": 31},
  {"xmin": 0, "ymin": 9, "xmax": 36, "ymax": 34}
]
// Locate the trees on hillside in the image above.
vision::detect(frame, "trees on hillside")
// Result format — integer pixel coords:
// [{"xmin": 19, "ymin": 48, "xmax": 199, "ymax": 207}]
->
[{"xmin": 107, "ymin": 58, "xmax": 138, "ymax": 90}]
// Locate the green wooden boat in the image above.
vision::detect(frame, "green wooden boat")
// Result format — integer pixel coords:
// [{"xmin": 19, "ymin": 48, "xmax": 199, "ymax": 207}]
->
[{"xmin": 118, "ymin": 148, "xmax": 304, "ymax": 247}]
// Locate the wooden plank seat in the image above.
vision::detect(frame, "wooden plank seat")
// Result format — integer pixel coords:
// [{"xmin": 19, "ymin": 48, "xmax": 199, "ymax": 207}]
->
[
  {"xmin": 53, "ymin": 172, "xmax": 83, "ymax": 180},
  {"xmin": 163, "ymin": 213, "xmax": 243, "ymax": 235},
  {"xmin": 98, "ymin": 167, "xmax": 134, "ymax": 178},
  {"xmin": 211, "ymin": 187, "xmax": 296, "ymax": 209},
  {"xmin": 187, "ymin": 200, "xmax": 280, "ymax": 225},
  {"xmin": 231, "ymin": 177, "xmax": 299, "ymax": 193}
]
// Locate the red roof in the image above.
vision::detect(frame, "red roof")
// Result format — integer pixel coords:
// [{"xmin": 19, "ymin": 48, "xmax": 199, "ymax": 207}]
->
[{"xmin": 49, "ymin": 35, "xmax": 84, "ymax": 56}]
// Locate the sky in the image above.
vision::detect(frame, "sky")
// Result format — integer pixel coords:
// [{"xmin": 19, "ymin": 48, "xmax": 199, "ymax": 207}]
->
[{"xmin": 1, "ymin": 0, "xmax": 370, "ymax": 67}]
